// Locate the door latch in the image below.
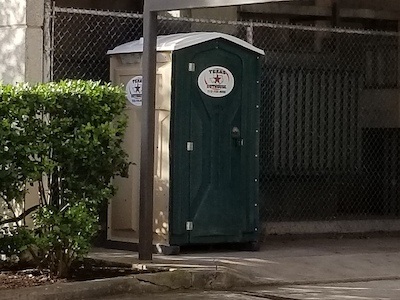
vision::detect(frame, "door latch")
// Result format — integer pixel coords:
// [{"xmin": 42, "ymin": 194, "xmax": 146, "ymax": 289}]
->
[
  {"xmin": 188, "ymin": 63, "xmax": 195, "ymax": 72},
  {"xmin": 186, "ymin": 221, "xmax": 193, "ymax": 231},
  {"xmin": 231, "ymin": 127, "xmax": 244, "ymax": 146}
]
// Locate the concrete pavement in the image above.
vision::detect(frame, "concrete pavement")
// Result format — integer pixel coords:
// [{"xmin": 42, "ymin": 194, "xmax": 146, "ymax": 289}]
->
[
  {"xmin": 254, "ymin": 280, "xmax": 400, "ymax": 299},
  {"xmin": 2, "ymin": 236, "xmax": 400, "ymax": 300},
  {"xmin": 90, "ymin": 236, "xmax": 400, "ymax": 286},
  {"xmin": 99, "ymin": 280, "xmax": 400, "ymax": 299}
]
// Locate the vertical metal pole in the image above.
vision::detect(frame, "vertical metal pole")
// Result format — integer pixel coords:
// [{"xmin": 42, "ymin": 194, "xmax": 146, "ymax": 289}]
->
[
  {"xmin": 246, "ymin": 20, "xmax": 254, "ymax": 45},
  {"xmin": 139, "ymin": 6, "xmax": 157, "ymax": 261},
  {"xmin": 50, "ymin": 1, "xmax": 55, "ymax": 82},
  {"xmin": 331, "ymin": 0, "xmax": 340, "ymax": 28},
  {"xmin": 42, "ymin": 0, "xmax": 52, "ymax": 82},
  {"xmin": 398, "ymin": 21, "xmax": 400, "ymax": 89}
]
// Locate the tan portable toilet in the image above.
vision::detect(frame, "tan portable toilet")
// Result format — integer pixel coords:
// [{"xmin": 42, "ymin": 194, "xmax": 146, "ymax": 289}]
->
[
  {"xmin": 107, "ymin": 33, "xmax": 264, "ymax": 254},
  {"xmin": 107, "ymin": 36, "xmax": 174, "ymax": 251}
]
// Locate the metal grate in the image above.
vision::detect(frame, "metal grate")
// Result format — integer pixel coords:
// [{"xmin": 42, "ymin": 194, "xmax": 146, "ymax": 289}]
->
[{"xmin": 47, "ymin": 6, "xmax": 400, "ymax": 233}]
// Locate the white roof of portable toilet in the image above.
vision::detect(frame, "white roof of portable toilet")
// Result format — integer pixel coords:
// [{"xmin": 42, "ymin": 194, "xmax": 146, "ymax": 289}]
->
[{"xmin": 107, "ymin": 32, "xmax": 265, "ymax": 55}]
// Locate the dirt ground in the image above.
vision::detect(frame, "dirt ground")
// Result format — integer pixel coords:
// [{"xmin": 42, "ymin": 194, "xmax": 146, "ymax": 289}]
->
[
  {"xmin": 0, "ymin": 258, "xmax": 149, "ymax": 290},
  {"xmin": 0, "ymin": 269, "xmax": 64, "ymax": 290}
]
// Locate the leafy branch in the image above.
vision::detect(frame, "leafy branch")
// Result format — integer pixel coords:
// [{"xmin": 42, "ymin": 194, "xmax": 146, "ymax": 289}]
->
[{"xmin": 0, "ymin": 80, "xmax": 128, "ymax": 277}]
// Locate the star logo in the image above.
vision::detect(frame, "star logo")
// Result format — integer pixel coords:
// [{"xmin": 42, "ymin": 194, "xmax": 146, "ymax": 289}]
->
[
  {"xmin": 134, "ymin": 84, "xmax": 141, "ymax": 93},
  {"xmin": 213, "ymin": 74, "xmax": 222, "ymax": 84}
]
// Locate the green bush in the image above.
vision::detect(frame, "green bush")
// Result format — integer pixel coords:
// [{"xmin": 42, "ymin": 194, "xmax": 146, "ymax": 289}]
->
[
  {"xmin": 0, "ymin": 84, "xmax": 47, "ymax": 218},
  {"xmin": 0, "ymin": 226, "xmax": 33, "ymax": 262},
  {"xmin": 34, "ymin": 203, "xmax": 98, "ymax": 277},
  {"xmin": 32, "ymin": 80, "xmax": 128, "ymax": 211},
  {"xmin": 0, "ymin": 80, "xmax": 128, "ymax": 277}
]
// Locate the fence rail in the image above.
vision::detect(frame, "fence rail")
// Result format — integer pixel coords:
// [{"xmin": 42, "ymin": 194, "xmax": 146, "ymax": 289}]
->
[{"xmin": 46, "ymin": 6, "xmax": 400, "ymax": 234}]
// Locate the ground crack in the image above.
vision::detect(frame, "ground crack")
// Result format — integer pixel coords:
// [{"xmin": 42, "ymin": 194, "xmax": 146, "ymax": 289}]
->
[
  {"xmin": 135, "ymin": 277, "xmax": 172, "ymax": 289},
  {"xmin": 135, "ymin": 275, "xmax": 193, "ymax": 290},
  {"xmin": 240, "ymin": 291, "xmax": 300, "ymax": 300}
]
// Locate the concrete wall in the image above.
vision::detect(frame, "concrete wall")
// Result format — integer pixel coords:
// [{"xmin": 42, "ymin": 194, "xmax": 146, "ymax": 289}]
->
[
  {"xmin": 55, "ymin": 0, "xmax": 142, "ymax": 12},
  {"xmin": 265, "ymin": 219, "xmax": 400, "ymax": 235},
  {"xmin": 339, "ymin": 0, "xmax": 400, "ymax": 11},
  {"xmin": 245, "ymin": 0, "xmax": 400, "ymax": 11},
  {"xmin": 240, "ymin": 0, "xmax": 400, "ymax": 25},
  {"xmin": 0, "ymin": 1, "xmax": 27, "ymax": 83},
  {"xmin": 189, "ymin": 7, "xmax": 239, "ymax": 35},
  {"xmin": 0, "ymin": 0, "xmax": 44, "ymax": 84},
  {"xmin": 315, "ymin": 0, "xmax": 400, "ymax": 10}
]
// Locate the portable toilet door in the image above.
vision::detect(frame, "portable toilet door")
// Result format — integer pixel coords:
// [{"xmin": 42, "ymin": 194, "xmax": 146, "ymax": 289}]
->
[{"xmin": 169, "ymin": 36, "xmax": 264, "ymax": 247}]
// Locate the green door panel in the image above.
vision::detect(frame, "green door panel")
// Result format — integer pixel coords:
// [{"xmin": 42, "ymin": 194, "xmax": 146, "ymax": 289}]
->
[
  {"xmin": 170, "ymin": 39, "xmax": 260, "ymax": 245},
  {"xmin": 189, "ymin": 48, "xmax": 244, "ymax": 241}
]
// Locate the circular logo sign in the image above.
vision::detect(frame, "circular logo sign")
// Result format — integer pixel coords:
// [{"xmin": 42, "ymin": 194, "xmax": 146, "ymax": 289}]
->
[
  {"xmin": 197, "ymin": 66, "xmax": 234, "ymax": 98},
  {"xmin": 125, "ymin": 76, "xmax": 142, "ymax": 106}
]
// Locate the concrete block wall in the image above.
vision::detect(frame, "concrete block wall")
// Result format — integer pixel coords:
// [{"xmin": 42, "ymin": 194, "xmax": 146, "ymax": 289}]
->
[
  {"xmin": 0, "ymin": 0, "xmax": 44, "ymax": 84},
  {"xmin": 189, "ymin": 7, "xmax": 238, "ymax": 35},
  {"xmin": 55, "ymin": 0, "xmax": 142, "ymax": 12}
]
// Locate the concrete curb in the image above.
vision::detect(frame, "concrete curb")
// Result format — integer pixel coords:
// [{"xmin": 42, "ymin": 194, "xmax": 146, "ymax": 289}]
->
[
  {"xmin": 0, "ymin": 268, "xmax": 260, "ymax": 300},
  {"xmin": 2, "ymin": 269, "xmax": 400, "ymax": 300},
  {"xmin": 252, "ymin": 275, "xmax": 400, "ymax": 287}
]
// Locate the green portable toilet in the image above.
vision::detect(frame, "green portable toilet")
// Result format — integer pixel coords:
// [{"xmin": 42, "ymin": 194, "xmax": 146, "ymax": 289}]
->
[{"xmin": 107, "ymin": 32, "xmax": 264, "ymax": 254}]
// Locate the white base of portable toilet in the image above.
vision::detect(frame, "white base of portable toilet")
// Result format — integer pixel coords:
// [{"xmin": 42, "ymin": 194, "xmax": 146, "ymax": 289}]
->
[{"xmin": 107, "ymin": 33, "xmax": 264, "ymax": 253}]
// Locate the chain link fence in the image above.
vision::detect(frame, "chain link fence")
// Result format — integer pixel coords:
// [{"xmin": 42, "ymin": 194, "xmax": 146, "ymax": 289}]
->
[{"xmin": 48, "ymin": 6, "xmax": 400, "ymax": 234}]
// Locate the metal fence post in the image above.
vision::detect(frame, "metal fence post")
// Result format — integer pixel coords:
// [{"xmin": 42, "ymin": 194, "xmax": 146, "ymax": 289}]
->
[
  {"xmin": 246, "ymin": 20, "xmax": 254, "ymax": 45},
  {"xmin": 42, "ymin": 0, "xmax": 53, "ymax": 82},
  {"xmin": 398, "ymin": 21, "xmax": 400, "ymax": 88}
]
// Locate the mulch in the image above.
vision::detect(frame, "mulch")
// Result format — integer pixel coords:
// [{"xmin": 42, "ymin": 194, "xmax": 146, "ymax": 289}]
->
[
  {"xmin": 0, "ymin": 258, "xmax": 152, "ymax": 290},
  {"xmin": 0, "ymin": 269, "xmax": 64, "ymax": 290}
]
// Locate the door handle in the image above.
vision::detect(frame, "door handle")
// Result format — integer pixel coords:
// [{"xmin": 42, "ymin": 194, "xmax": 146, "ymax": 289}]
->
[{"xmin": 231, "ymin": 127, "xmax": 244, "ymax": 147}]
